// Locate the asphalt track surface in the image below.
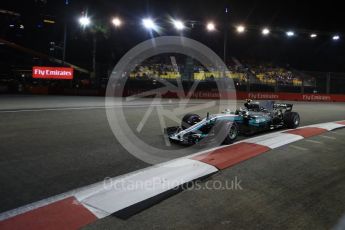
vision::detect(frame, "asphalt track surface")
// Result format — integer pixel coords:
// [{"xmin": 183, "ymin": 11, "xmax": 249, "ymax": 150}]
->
[{"xmin": 0, "ymin": 95, "xmax": 345, "ymax": 226}]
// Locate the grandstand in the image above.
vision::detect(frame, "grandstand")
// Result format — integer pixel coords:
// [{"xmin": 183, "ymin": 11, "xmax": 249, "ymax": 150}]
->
[{"xmin": 127, "ymin": 56, "xmax": 304, "ymax": 87}]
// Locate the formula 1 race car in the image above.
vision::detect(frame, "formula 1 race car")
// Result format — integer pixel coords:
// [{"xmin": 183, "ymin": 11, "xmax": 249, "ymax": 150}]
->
[{"xmin": 165, "ymin": 100, "xmax": 300, "ymax": 145}]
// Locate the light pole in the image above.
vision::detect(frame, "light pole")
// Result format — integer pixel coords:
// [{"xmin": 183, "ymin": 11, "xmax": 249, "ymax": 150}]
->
[
  {"xmin": 62, "ymin": 23, "xmax": 67, "ymax": 63},
  {"xmin": 223, "ymin": 7, "xmax": 230, "ymax": 63},
  {"xmin": 92, "ymin": 35, "xmax": 96, "ymax": 79},
  {"xmin": 78, "ymin": 15, "xmax": 96, "ymax": 78}
]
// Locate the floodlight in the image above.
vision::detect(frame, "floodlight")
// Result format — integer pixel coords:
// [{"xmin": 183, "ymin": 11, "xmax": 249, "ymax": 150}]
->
[
  {"xmin": 310, "ymin": 33, "xmax": 317, "ymax": 38},
  {"xmin": 236, "ymin": 25, "xmax": 245, "ymax": 33},
  {"xmin": 262, "ymin": 28, "xmax": 270, "ymax": 35},
  {"xmin": 206, "ymin": 22, "xmax": 215, "ymax": 31},
  {"xmin": 79, "ymin": 16, "xmax": 91, "ymax": 27},
  {"xmin": 172, "ymin": 19, "xmax": 185, "ymax": 30},
  {"xmin": 111, "ymin": 17, "xmax": 122, "ymax": 27},
  {"xmin": 286, "ymin": 31, "xmax": 295, "ymax": 37},
  {"xmin": 333, "ymin": 35, "xmax": 340, "ymax": 40},
  {"xmin": 142, "ymin": 18, "xmax": 157, "ymax": 30}
]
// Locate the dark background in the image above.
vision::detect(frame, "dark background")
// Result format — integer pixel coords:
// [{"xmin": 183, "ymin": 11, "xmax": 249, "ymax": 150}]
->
[{"xmin": 1, "ymin": 0, "xmax": 344, "ymax": 72}]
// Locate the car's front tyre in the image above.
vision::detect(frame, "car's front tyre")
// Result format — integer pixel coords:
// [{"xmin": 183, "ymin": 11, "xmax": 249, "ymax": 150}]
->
[{"xmin": 223, "ymin": 122, "xmax": 239, "ymax": 144}]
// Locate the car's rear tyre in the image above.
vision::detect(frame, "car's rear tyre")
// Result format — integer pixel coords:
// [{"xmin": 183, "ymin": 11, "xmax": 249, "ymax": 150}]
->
[
  {"xmin": 284, "ymin": 112, "xmax": 300, "ymax": 129},
  {"xmin": 181, "ymin": 113, "xmax": 201, "ymax": 130},
  {"xmin": 223, "ymin": 123, "xmax": 239, "ymax": 144}
]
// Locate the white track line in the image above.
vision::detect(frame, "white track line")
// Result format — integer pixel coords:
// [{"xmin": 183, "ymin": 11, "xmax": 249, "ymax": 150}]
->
[
  {"xmin": 289, "ymin": 145, "xmax": 309, "ymax": 151},
  {"xmin": 305, "ymin": 139, "xmax": 323, "ymax": 144},
  {"xmin": 319, "ymin": 135, "xmax": 337, "ymax": 140},
  {"xmin": 0, "ymin": 103, "xmax": 203, "ymax": 113}
]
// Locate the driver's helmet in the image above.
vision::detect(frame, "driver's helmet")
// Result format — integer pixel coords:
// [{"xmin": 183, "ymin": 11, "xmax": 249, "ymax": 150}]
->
[{"xmin": 244, "ymin": 99, "xmax": 252, "ymax": 109}]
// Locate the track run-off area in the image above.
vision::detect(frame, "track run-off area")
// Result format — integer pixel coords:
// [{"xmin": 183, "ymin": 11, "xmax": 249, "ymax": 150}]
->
[{"xmin": 0, "ymin": 95, "xmax": 345, "ymax": 229}]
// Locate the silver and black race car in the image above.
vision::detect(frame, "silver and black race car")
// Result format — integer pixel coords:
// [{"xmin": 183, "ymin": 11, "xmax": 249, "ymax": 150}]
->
[{"xmin": 165, "ymin": 100, "xmax": 300, "ymax": 145}]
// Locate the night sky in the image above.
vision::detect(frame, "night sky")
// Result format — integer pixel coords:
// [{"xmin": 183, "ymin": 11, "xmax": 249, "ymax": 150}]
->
[{"xmin": 1, "ymin": 0, "xmax": 344, "ymax": 72}]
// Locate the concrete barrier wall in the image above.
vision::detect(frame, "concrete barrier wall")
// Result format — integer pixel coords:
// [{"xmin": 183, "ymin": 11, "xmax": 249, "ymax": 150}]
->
[
  {"xmin": 124, "ymin": 89, "xmax": 345, "ymax": 102},
  {"xmin": 22, "ymin": 87, "xmax": 345, "ymax": 102}
]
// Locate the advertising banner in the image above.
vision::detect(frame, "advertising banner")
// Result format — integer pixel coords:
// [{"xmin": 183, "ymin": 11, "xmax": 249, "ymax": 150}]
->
[{"xmin": 32, "ymin": 66, "xmax": 74, "ymax": 80}]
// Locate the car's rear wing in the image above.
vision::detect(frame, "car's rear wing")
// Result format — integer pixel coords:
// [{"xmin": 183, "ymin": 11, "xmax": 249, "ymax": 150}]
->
[{"xmin": 274, "ymin": 103, "xmax": 293, "ymax": 111}]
